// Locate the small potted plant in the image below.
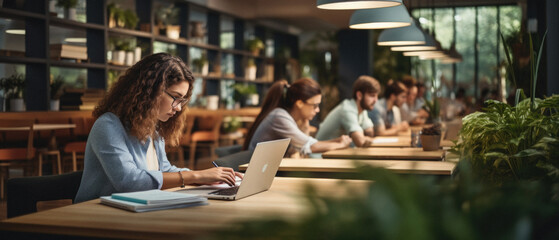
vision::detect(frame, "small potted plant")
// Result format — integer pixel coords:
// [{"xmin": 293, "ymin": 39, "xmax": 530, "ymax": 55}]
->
[
  {"xmin": 192, "ymin": 53, "xmax": 208, "ymax": 75},
  {"xmin": 246, "ymin": 37, "xmax": 264, "ymax": 56},
  {"xmin": 56, "ymin": 0, "xmax": 78, "ymax": 20},
  {"xmin": 233, "ymin": 83, "xmax": 258, "ymax": 107},
  {"xmin": 0, "ymin": 73, "xmax": 26, "ymax": 111},
  {"xmin": 419, "ymin": 123, "xmax": 441, "ymax": 151},
  {"xmin": 244, "ymin": 58, "xmax": 257, "ymax": 81},
  {"xmin": 50, "ymin": 75, "xmax": 65, "ymax": 111}
]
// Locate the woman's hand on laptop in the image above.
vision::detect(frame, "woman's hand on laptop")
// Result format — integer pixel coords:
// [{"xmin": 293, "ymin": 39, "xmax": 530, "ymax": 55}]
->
[{"xmin": 190, "ymin": 167, "xmax": 244, "ymax": 187}]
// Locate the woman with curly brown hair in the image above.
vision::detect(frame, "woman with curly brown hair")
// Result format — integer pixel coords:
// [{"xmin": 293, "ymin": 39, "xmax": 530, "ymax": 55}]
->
[{"xmin": 75, "ymin": 53, "xmax": 242, "ymax": 203}]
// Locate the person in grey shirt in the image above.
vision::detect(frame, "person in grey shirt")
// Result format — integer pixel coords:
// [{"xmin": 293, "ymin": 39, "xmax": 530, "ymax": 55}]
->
[
  {"xmin": 244, "ymin": 78, "xmax": 351, "ymax": 157},
  {"xmin": 369, "ymin": 80, "xmax": 410, "ymax": 136},
  {"xmin": 315, "ymin": 75, "xmax": 380, "ymax": 147},
  {"xmin": 75, "ymin": 53, "xmax": 242, "ymax": 203}
]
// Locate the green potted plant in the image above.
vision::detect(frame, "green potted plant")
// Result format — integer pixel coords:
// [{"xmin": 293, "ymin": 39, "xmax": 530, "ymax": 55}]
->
[
  {"xmin": 244, "ymin": 58, "xmax": 257, "ymax": 81},
  {"xmin": 50, "ymin": 75, "xmax": 65, "ymax": 111},
  {"xmin": 56, "ymin": 0, "xmax": 78, "ymax": 20},
  {"xmin": 419, "ymin": 123, "xmax": 441, "ymax": 151},
  {"xmin": 123, "ymin": 9, "xmax": 139, "ymax": 30},
  {"xmin": 233, "ymin": 83, "xmax": 258, "ymax": 107},
  {"xmin": 422, "ymin": 78, "xmax": 441, "ymax": 124},
  {"xmin": 452, "ymin": 32, "xmax": 558, "ymax": 184},
  {"xmin": 222, "ymin": 116, "xmax": 241, "ymax": 134},
  {"xmin": 0, "ymin": 73, "xmax": 25, "ymax": 111},
  {"xmin": 192, "ymin": 53, "xmax": 208, "ymax": 75},
  {"xmin": 246, "ymin": 37, "xmax": 264, "ymax": 56},
  {"xmin": 154, "ymin": 4, "xmax": 180, "ymax": 38}
]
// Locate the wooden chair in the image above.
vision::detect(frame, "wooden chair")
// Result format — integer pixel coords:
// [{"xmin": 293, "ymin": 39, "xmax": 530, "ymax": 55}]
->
[
  {"xmin": 35, "ymin": 117, "xmax": 71, "ymax": 176},
  {"xmin": 0, "ymin": 119, "xmax": 36, "ymax": 199},
  {"xmin": 62, "ymin": 117, "xmax": 93, "ymax": 172},
  {"xmin": 178, "ymin": 115, "xmax": 223, "ymax": 170}
]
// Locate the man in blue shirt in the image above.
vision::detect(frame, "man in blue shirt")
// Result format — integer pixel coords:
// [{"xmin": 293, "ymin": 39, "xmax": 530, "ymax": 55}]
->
[{"xmin": 316, "ymin": 76, "xmax": 380, "ymax": 147}]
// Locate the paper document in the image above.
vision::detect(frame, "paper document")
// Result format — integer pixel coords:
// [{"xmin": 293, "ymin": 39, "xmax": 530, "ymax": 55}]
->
[{"xmin": 372, "ymin": 138, "xmax": 399, "ymax": 144}]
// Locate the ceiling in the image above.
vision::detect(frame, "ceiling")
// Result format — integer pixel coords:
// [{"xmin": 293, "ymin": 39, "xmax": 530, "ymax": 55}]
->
[{"xmin": 196, "ymin": 0, "xmax": 523, "ymax": 32}]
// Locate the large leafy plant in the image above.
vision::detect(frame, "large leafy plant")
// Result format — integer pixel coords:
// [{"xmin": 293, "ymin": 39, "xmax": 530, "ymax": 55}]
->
[
  {"xmin": 454, "ymin": 97, "xmax": 559, "ymax": 183},
  {"xmin": 453, "ymin": 31, "xmax": 559, "ymax": 184}
]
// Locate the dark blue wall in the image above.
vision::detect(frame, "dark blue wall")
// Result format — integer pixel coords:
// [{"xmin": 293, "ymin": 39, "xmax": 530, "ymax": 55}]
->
[{"xmin": 337, "ymin": 29, "xmax": 373, "ymax": 100}]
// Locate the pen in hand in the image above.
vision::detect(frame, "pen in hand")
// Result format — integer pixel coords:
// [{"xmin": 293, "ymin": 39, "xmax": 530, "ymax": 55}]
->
[{"xmin": 212, "ymin": 161, "xmax": 219, "ymax": 168}]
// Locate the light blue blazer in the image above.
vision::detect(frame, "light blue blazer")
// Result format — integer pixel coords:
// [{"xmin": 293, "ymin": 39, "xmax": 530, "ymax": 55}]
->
[{"xmin": 74, "ymin": 112, "xmax": 188, "ymax": 203}]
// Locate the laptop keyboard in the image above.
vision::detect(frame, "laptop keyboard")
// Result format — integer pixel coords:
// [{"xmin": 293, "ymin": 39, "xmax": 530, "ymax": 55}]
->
[{"xmin": 209, "ymin": 186, "xmax": 239, "ymax": 195}]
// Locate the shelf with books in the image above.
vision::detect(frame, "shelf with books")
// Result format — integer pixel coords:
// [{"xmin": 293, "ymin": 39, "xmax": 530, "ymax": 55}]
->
[{"xmin": 0, "ymin": 0, "xmax": 297, "ymax": 111}]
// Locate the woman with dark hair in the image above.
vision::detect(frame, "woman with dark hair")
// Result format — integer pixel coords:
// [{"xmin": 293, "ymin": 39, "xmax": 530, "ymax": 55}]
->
[
  {"xmin": 243, "ymin": 78, "xmax": 351, "ymax": 157},
  {"xmin": 75, "ymin": 53, "xmax": 242, "ymax": 203}
]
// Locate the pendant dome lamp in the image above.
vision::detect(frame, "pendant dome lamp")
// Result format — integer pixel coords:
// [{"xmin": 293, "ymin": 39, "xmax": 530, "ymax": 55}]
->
[
  {"xmin": 377, "ymin": 18, "xmax": 425, "ymax": 46},
  {"xmin": 389, "ymin": 25, "xmax": 437, "ymax": 51},
  {"xmin": 349, "ymin": 4, "xmax": 411, "ymax": 29},
  {"xmin": 403, "ymin": 31, "xmax": 445, "ymax": 57},
  {"xmin": 441, "ymin": 42, "xmax": 463, "ymax": 63},
  {"xmin": 317, "ymin": 0, "xmax": 402, "ymax": 10}
]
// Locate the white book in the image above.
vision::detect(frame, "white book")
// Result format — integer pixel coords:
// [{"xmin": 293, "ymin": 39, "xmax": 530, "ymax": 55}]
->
[{"xmin": 100, "ymin": 196, "xmax": 208, "ymax": 213}]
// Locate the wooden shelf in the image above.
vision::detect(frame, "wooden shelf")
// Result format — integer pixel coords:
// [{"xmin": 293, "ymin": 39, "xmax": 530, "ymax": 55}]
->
[
  {"xmin": 0, "ymin": 0, "xmax": 296, "ymax": 111},
  {"xmin": 108, "ymin": 28, "xmax": 153, "ymax": 38},
  {"xmin": 49, "ymin": 60, "xmax": 106, "ymax": 69},
  {"xmin": 0, "ymin": 56, "xmax": 47, "ymax": 65},
  {"xmin": 49, "ymin": 17, "xmax": 105, "ymax": 31},
  {"xmin": 0, "ymin": 8, "xmax": 45, "ymax": 20},
  {"xmin": 107, "ymin": 64, "xmax": 131, "ymax": 71}
]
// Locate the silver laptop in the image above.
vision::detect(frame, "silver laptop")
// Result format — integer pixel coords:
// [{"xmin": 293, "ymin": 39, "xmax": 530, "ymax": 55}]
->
[{"xmin": 180, "ymin": 138, "xmax": 290, "ymax": 200}]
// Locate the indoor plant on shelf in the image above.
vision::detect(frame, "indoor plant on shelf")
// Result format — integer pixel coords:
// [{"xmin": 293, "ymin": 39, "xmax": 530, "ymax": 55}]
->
[
  {"xmin": 246, "ymin": 37, "xmax": 264, "ymax": 56},
  {"xmin": 233, "ymin": 83, "xmax": 258, "ymax": 108},
  {"xmin": 244, "ymin": 58, "xmax": 257, "ymax": 81},
  {"xmin": 56, "ymin": 0, "xmax": 78, "ymax": 20},
  {"xmin": 0, "ymin": 73, "xmax": 25, "ymax": 111},
  {"xmin": 50, "ymin": 75, "xmax": 65, "ymax": 111},
  {"xmin": 192, "ymin": 53, "xmax": 208, "ymax": 76}
]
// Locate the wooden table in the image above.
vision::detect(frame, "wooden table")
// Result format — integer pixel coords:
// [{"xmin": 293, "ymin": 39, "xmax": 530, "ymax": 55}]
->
[
  {"xmin": 240, "ymin": 158, "xmax": 457, "ymax": 176},
  {"xmin": 322, "ymin": 147, "xmax": 446, "ymax": 161},
  {"xmin": 0, "ymin": 177, "xmax": 370, "ymax": 239}
]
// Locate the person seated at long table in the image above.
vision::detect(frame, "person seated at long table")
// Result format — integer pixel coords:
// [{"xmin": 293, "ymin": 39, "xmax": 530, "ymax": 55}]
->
[
  {"xmin": 315, "ymin": 75, "xmax": 380, "ymax": 147},
  {"xmin": 368, "ymin": 80, "xmax": 410, "ymax": 136},
  {"xmin": 400, "ymin": 76, "xmax": 428, "ymax": 126},
  {"xmin": 243, "ymin": 78, "xmax": 351, "ymax": 158},
  {"xmin": 75, "ymin": 53, "xmax": 242, "ymax": 203}
]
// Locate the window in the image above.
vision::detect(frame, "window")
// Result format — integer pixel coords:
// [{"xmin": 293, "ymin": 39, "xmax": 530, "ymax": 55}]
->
[{"xmin": 411, "ymin": 5, "xmax": 522, "ymax": 99}]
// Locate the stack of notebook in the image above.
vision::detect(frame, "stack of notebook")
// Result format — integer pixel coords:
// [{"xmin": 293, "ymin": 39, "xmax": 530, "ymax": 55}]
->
[{"xmin": 100, "ymin": 189, "xmax": 208, "ymax": 212}]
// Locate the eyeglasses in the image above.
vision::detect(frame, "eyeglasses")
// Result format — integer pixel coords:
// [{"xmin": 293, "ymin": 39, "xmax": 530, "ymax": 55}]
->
[
  {"xmin": 305, "ymin": 102, "xmax": 320, "ymax": 109},
  {"xmin": 164, "ymin": 91, "xmax": 188, "ymax": 108}
]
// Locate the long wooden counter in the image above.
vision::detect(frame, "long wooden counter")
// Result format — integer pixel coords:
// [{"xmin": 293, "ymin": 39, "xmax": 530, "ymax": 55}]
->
[{"xmin": 0, "ymin": 107, "xmax": 261, "ymax": 120}]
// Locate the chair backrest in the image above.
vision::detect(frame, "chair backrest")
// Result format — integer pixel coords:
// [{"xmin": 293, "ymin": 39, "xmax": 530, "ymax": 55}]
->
[
  {"xmin": 0, "ymin": 119, "xmax": 35, "ymax": 160},
  {"xmin": 7, "ymin": 170, "xmax": 83, "ymax": 218},
  {"xmin": 213, "ymin": 150, "xmax": 254, "ymax": 171},
  {"xmin": 215, "ymin": 144, "xmax": 243, "ymax": 158}
]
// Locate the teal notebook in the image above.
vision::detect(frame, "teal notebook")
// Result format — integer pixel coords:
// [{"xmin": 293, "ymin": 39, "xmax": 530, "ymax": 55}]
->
[{"xmin": 111, "ymin": 189, "xmax": 203, "ymax": 205}]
